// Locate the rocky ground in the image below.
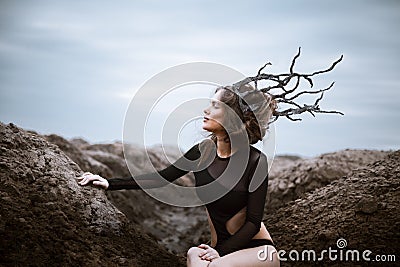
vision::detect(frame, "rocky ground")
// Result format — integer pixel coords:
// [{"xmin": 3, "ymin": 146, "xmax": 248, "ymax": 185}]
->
[{"xmin": 1, "ymin": 121, "xmax": 398, "ymax": 266}]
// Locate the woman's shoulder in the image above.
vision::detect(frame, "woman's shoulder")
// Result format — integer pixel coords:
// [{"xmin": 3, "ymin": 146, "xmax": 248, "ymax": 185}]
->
[
  {"xmin": 249, "ymin": 145, "xmax": 262, "ymax": 157},
  {"xmin": 195, "ymin": 138, "xmax": 215, "ymax": 152},
  {"xmin": 249, "ymin": 145, "xmax": 268, "ymax": 164},
  {"xmin": 183, "ymin": 139, "xmax": 213, "ymax": 159}
]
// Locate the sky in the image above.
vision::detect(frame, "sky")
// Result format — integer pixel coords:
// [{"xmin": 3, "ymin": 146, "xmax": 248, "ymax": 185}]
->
[{"xmin": 0, "ymin": 0, "xmax": 399, "ymax": 157}]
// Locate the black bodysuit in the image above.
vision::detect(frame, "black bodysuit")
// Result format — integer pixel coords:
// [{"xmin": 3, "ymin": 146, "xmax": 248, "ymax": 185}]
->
[{"xmin": 107, "ymin": 141, "xmax": 275, "ymax": 256}]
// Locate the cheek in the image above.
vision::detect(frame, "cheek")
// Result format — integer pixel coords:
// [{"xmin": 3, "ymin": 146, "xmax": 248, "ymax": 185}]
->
[
  {"xmin": 213, "ymin": 109, "xmax": 226, "ymax": 123},
  {"xmin": 211, "ymin": 116, "xmax": 225, "ymax": 129}
]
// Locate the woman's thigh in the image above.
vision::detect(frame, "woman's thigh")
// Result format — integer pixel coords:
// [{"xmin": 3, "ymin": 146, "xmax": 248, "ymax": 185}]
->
[{"xmin": 209, "ymin": 245, "xmax": 279, "ymax": 267}]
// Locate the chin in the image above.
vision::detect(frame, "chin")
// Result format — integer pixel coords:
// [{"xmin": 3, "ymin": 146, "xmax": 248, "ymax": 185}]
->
[
  {"xmin": 202, "ymin": 123, "xmax": 213, "ymax": 133},
  {"xmin": 202, "ymin": 125, "xmax": 211, "ymax": 132}
]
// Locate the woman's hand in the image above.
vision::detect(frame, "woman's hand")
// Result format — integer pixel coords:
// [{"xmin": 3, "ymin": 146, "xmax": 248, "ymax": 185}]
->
[
  {"xmin": 76, "ymin": 172, "xmax": 109, "ymax": 190},
  {"xmin": 198, "ymin": 244, "xmax": 220, "ymax": 262}
]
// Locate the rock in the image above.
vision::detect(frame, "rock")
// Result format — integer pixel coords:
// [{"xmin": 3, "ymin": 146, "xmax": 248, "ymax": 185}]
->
[
  {"xmin": 266, "ymin": 149, "xmax": 389, "ymax": 211},
  {"xmin": 44, "ymin": 134, "xmax": 113, "ymax": 178},
  {"xmin": 264, "ymin": 150, "xmax": 400, "ymax": 266},
  {"xmin": 355, "ymin": 197, "xmax": 379, "ymax": 214},
  {"xmin": 0, "ymin": 122, "xmax": 186, "ymax": 266}
]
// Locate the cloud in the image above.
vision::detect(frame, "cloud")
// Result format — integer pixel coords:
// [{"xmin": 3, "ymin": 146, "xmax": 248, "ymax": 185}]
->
[{"xmin": 0, "ymin": 0, "xmax": 399, "ymax": 155}]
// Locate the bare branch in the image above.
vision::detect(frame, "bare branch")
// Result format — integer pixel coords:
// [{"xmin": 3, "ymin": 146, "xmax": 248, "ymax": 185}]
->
[
  {"xmin": 257, "ymin": 62, "xmax": 272, "ymax": 76},
  {"xmin": 286, "ymin": 115, "xmax": 302, "ymax": 121},
  {"xmin": 286, "ymin": 82, "xmax": 335, "ymax": 101},
  {"xmin": 309, "ymin": 55, "xmax": 344, "ymax": 77},
  {"xmin": 290, "ymin": 47, "xmax": 301, "ymax": 74},
  {"xmin": 314, "ymin": 109, "xmax": 344, "ymax": 115},
  {"xmin": 232, "ymin": 48, "xmax": 344, "ymax": 123},
  {"xmin": 255, "ymin": 62, "xmax": 272, "ymax": 90}
]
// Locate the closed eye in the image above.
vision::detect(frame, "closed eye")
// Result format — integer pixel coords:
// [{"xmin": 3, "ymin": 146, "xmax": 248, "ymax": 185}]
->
[{"xmin": 211, "ymin": 100, "xmax": 220, "ymax": 108}]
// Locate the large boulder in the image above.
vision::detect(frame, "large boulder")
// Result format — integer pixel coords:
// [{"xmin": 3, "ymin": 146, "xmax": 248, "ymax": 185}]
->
[
  {"xmin": 264, "ymin": 150, "xmax": 400, "ymax": 266},
  {"xmin": 0, "ymin": 122, "xmax": 186, "ymax": 267}
]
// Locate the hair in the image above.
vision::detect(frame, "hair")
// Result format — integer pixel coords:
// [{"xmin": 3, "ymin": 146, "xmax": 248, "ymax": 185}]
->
[{"xmin": 209, "ymin": 84, "xmax": 277, "ymax": 145}]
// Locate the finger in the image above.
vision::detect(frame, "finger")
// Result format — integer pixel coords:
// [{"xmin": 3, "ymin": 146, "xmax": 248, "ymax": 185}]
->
[
  {"xmin": 79, "ymin": 176, "xmax": 96, "ymax": 185},
  {"xmin": 77, "ymin": 176, "xmax": 87, "ymax": 184},
  {"xmin": 78, "ymin": 172, "xmax": 93, "ymax": 180},
  {"xmin": 93, "ymin": 181, "xmax": 105, "ymax": 187},
  {"xmin": 208, "ymin": 255, "xmax": 216, "ymax": 260},
  {"xmin": 78, "ymin": 178, "xmax": 89, "ymax": 185},
  {"xmin": 80, "ymin": 175, "xmax": 91, "ymax": 182},
  {"xmin": 204, "ymin": 248, "xmax": 214, "ymax": 254},
  {"xmin": 84, "ymin": 176, "xmax": 98, "ymax": 185},
  {"xmin": 201, "ymin": 253, "xmax": 209, "ymax": 259}
]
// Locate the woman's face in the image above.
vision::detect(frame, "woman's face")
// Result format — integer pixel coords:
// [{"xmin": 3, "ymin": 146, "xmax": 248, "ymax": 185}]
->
[{"xmin": 202, "ymin": 90, "xmax": 226, "ymax": 134}]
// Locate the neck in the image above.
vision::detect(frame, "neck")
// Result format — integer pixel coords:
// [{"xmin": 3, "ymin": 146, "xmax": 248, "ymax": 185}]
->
[{"xmin": 215, "ymin": 133, "xmax": 237, "ymax": 158}]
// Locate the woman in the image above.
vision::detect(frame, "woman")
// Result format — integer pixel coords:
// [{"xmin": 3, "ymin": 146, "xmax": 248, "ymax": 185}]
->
[{"xmin": 77, "ymin": 84, "xmax": 280, "ymax": 267}]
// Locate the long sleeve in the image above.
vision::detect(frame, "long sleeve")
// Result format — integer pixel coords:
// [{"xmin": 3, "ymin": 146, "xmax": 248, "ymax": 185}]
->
[
  {"xmin": 215, "ymin": 153, "xmax": 269, "ymax": 256},
  {"xmin": 107, "ymin": 144, "xmax": 200, "ymax": 190}
]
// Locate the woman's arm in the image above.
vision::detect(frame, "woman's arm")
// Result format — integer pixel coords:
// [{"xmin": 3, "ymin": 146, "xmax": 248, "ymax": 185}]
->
[
  {"xmin": 215, "ymin": 153, "xmax": 269, "ymax": 256},
  {"xmin": 206, "ymin": 208, "xmax": 217, "ymax": 247},
  {"xmin": 107, "ymin": 156, "xmax": 192, "ymax": 190},
  {"xmin": 78, "ymin": 143, "xmax": 201, "ymax": 190}
]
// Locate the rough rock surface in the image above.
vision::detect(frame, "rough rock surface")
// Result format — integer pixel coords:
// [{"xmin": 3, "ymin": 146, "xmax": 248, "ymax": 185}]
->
[
  {"xmin": 0, "ymin": 122, "xmax": 186, "ymax": 266},
  {"xmin": 268, "ymin": 154, "xmax": 303, "ymax": 178},
  {"xmin": 267, "ymin": 149, "xmax": 390, "ymax": 211},
  {"xmin": 265, "ymin": 150, "xmax": 400, "ymax": 266},
  {"xmin": 44, "ymin": 134, "xmax": 113, "ymax": 178}
]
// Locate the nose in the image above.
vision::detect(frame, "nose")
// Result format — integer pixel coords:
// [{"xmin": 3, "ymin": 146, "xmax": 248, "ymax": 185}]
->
[{"xmin": 203, "ymin": 106, "xmax": 210, "ymax": 115}]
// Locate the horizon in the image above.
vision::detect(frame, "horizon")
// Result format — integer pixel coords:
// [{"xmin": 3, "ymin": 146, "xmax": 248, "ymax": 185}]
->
[{"xmin": 1, "ymin": 120, "xmax": 393, "ymax": 160}]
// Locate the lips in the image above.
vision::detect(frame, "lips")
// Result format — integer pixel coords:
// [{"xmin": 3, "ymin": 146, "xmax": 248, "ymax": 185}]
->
[{"xmin": 203, "ymin": 116, "xmax": 210, "ymax": 122}]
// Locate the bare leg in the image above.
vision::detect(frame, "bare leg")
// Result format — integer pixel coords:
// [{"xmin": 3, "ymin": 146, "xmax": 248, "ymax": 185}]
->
[
  {"xmin": 208, "ymin": 245, "xmax": 279, "ymax": 267},
  {"xmin": 187, "ymin": 247, "xmax": 212, "ymax": 267}
]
